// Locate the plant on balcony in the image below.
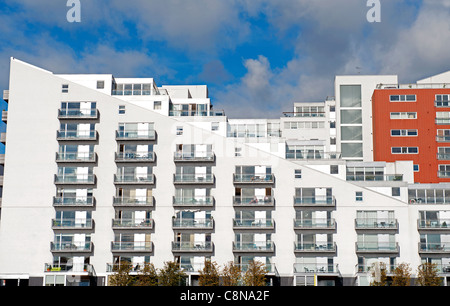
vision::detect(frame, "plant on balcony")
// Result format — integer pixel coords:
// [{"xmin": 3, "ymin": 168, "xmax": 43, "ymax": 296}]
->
[
  {"xmin": 416, "ymin": 263, "xmax": 442, "ymax": 286},
  {"xmin": 198, "ymin": 259, "xmax": 220, "ymax": 286}
]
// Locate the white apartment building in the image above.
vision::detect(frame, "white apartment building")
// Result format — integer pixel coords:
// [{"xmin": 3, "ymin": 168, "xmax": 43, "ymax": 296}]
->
[{"xmin": 0, "ymin": 58, "xmax": 450, "ymax": 286}]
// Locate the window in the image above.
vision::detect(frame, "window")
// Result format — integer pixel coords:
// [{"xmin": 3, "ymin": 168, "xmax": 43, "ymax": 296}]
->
[
  {"xmin": 154, "ymin": 101, "xmax": 161, "ymax": 110},
  {"xmin": 62, "ymin": 84, "xmax": 69, "ymax": 93},
  {"xmin": 340, "ymin": 85, "xmax": 362, "ymax": 108},
  {"xmin": 391, "ymin": 147, "xmax": 419, "ymax": 154},
  {"xmin": 392, "ymin": 187, "xmax": 400, "ymax": 197},
  {"xmin": 96, "ymin": 81, "xmax": 105, "ymax": 89},
  {"xmin": 211, "ymin": 122, "xmax": 219, "ymax": 131},
  {"xmin": 176, "ymin": 126, "xmax": 183, "ymax": 136},
  {"xmin": 234, "ymin": 146, "xmax": 242, "ymax": 157},
  {"xmin": 439, "ymin": 165, "xmax": 450, "ymax": 178},
  {"xmin": 330, "ymin": 165, "xmax": 339, "ymax": 174},
  {"xmin": 295, "ymin": 169, "xmax": 302, "ymax": 179},
  {"xmin": 390, "ymin": 129, "xmax": 418, "ymax": 137},
  {"xmin": 436, "ymin": 95, "xmax": 450, "ymax": 107},
  {"xmin": 390, "ymin": 112, "xmax": 417, "ymax": 119},
  {"xmin": 389, "ymin": 95, "xmax": 416, "ymax": 102},
  {"xmin": 119, "ymin": 105, "xmax": 125, "ymax": 115},
  {"xmin": 356, "ymin": 191, "xmax": 363, "ymax": 202},
  {"xmin": 413, "ymin": 164, "xmax": 420, "ymax": 172}
]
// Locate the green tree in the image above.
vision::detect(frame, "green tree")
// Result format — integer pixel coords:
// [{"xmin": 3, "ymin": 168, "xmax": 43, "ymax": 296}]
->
[
  {"xmin": 199, "ymin": 259, "xmax": 220, "ymax": 286},
  {"xmin": 392, "ymin": 263, "xmax": 411, "ymax": 286},
  {"xmin": 108, "ymin": 261, "xmax": 134, "ymax": 286},
  {"xmin": 242, "ymin": 260, "xmax": 267, "ymax": 286},
  {"xmin": 221, "ymin": 261, "xmax": 241, "ymax": 286},
  {"xmin": 135, "ymin": 262, "xmax": 159, "ymax": 286},
  {"xmin": 159, "ymin": 261, "xmax": 187, "ymax": 286},
  {"xmin": 417, "ymin": 263, "xmax": 442, "ymax": 286}
]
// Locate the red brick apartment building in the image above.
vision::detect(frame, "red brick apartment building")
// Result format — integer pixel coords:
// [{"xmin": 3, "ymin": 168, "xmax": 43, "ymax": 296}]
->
[{"xmin": 372, "ymin": 85, "xmax": 450, "ymax": 183}]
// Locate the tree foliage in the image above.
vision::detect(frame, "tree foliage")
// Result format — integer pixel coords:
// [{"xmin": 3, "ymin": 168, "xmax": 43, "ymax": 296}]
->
[
  {"xmin": 221, "ymin": 261, "xmax": 242, "ymax": 286},
  {"xmin": 158, "ymin": 261, "xmax": 187, "ymax": 286},
  {"xmin": 242, "ymin": 260, "xmax": 267, "ymax": 286},
  {"xmin": 391, "ymin": 263, "xmax": 411, "ymax": 286},
  {"xmin": 416, "ymin": 263, "xmax": 442, "ymax": 286},
  {"xmin": 198, "ymin": 259, "xmax": 220, "ymax": 286}
]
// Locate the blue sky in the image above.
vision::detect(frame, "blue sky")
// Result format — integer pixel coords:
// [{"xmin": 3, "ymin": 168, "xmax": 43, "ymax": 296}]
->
[{"xmin": 2, "ymin": 0, "xmax": 450, "ymax": 126}]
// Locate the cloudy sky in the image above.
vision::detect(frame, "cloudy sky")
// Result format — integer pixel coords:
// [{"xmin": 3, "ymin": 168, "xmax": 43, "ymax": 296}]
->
[{"xmin": 1, "ymin": 0, "xmax": 449, "ymax": 119}]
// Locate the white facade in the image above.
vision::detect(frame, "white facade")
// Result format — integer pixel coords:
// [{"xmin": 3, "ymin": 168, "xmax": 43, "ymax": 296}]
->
[{"xmin": 0, "ymin": 58, "xmax": 449, "ymax": 286}]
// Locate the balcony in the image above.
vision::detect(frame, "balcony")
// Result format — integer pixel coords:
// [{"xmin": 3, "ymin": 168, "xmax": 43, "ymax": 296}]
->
[
  {"xmin": 3, "ymin": 90, "xmax": 9, "ymax": 102},
  {"xmin": 233, "ymin": 174, "xmax": 274, "ymax": 184},
  {"xmin": 54, "ymin": 174, "xmax": 96, "ymax": 185},
  {"xmin": 171, "ymin": 242, "xmax": 214, "ymax": 253},
  {"xmin": 57, "ymin": 130, "xmax": 98, "ymax": 141},
  {"xmin": 111, "ymin": 241, "xmax": 153, "ymax": 253},
  {"xmin": 294, "ymin": 219, "xmax": 336, "ymax": 230},
  {"xmin": 436, "ymin": 118, "xmax": 450, "ymax": 125},
  {"xmin": 173, "ymin": 174, "xmax": 214, "ymax": 185},
  {"xmin": 172, "ymin": 218, "xmax": 214, "ymax": 230},
  {"xmin": 44, "ymin": 263, "xmax": 95, "ymax": 275},
  {"xmin": 52, "ymin": 219, "xmax": 94, "ymax": 230},
  {"xmin": 115, "ymin": 152, "xmax": 155, "ymax": 163},
  {"xmin": 233, "ymin": 196, "xmax": 274, "ymax": 207},
  {"xmin": 437, "ymin": 135, "xmax": 450, "ymax": 142},
  {"xmin": 51, "ymin": 242, "xmax": 93, "ymax": 253},
  {"xmin": 2, "ymin": 110, "xmax": 7, "ymax": 123},
  {"xmin": 438, "ymin": 153, "xmax": 450, "ymax": 160},
  {"xmin": 232, "ymin": 242, "xmax": 275, "ymax": 253},
  {"xmin": 172, "ymin": 196, "xmax": 214, "ymax": 207},
  {"xmin": 114, "ymin": 174, "xmax": 155, "ymax": 185},
  {"xmin": 112, "ymin": 219, "xmax": 153, "ymax": 230},
  {"xmin": 56, "ymin": 152, "xmax": 97, "ymax": 163},
  {"xmin": 293, "ymin": 196, "xmax": 336, "ymax": 207},
  {"xmin": 418, "ymin": 219, "xmax": 450, "ymax": 230},
  {"xmin": 355, "ymin": 218, "xmax": 399, "ymax": 230},
  {"xmin": 233, "ymin": 219, "xmax": 274, "ymax": 230},
  {"xmin": 419, "ymin": 243, "xmax": 450, "ymax": 254},
  {"xmin": 294, "ymin": 242, "xmax": 337, "ymax": 253},
  {"xmin": 0, "ymin": 132, "xmax": 5, "ymax": 144},
  {"xmin": 115, "ymin": 130, "xmax": 156, "ymax": 141},
  {"xmin": 346, "ymin": 174, "xmax": 403, "ymax": 182},
  {"xmin": 293, "ymin": 263, "xmax": 340, "ymax": 274},
  {"xmin": 174, "ymin": 151, "xmax": 215, "ymax": 162},
  {"xmin": 58, "ymin": 109, "xmax": 99, "ymax": 119},
  {"xmin": 113, "ymin": 196, "xmax": 154, "ymax": 207},
  {"xmin": 53, "ymin": 196, "xmax": 95, "ymax": 207},
  {"xmin": 286, "ymin": 152, "xmax": 342, "ymax": 161},
  {"xmin": 355, "ymin": 242, "xmax": 399, "ymax": 254}
]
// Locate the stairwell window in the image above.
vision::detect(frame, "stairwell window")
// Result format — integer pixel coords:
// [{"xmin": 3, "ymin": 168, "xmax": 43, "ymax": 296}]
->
[
  {"xmin": 62, "ymin": 84, "xmax": 69, "ymax": 93},
  {"xmin": 391, "ymin": 147, "xmax": 419, "ymax": 154},
  {"xmin": 390, "ymin": 112, "xmax": 417, "ymax": 119}
]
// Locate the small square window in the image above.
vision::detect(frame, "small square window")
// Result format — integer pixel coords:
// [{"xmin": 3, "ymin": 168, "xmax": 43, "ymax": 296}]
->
[
  {"xmin": 295, "ymin": 169, "xmax": 302, "ymax": 179},
  {"xmin": 62, "ymin": 84, "xmax": 69, "ymax": 93},
  {"xmin": 176, "ymin": 126, "xmax": 183, "ymax": 136},
  {"xmin": 154, "ymin": 101, "xmax": 161, "ymax": 110},
  {"xmin": 97, "ymin": 81, "xmax": 105, "ymax": 89},
  {"xmin": 211, "ymin": 122, "xmax": 219, "ymax": 131},
  {"xmin": 119, "ymin": 105, "xmax": 125, "ymax": 115},
  {"xmin": 330, "ymin": 165, "xmax": 339, "ymax": 174},
  {"xmin": 392, "ymin": 187, "xmax": 400, "ymax": 197},
  {"xmin": 356, "ymin": 191, "xmax": 363, "ymax": 202},
  {"xmin": 235, "ymin": 146, "xmax": 242, "ymax": 157},
  {"xmin": 413, "ymin": 164, "xmax": 420, "ymax": 172}
]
